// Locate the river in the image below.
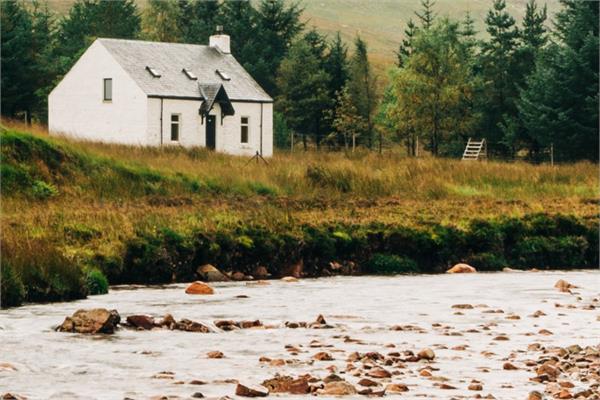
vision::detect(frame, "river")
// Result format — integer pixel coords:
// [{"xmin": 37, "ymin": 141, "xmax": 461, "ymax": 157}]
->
[{"xmin": 1, "ymin": 271, "xmax": 598, "ymax": 399}]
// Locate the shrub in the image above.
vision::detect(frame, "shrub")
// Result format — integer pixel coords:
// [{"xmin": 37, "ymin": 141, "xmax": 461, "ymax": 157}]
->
[
  {"xmin": 366, "ymin": 253, "xmax": 420, "ymax": 275},
  {"xmin": 85, "ymin": 268, "xmax": 109, "ymax": 295},
  {"xmin": 31, "ymin": 180, "xmax": 58, "ymax": 199},
  {"xmin": 1, "ymin": 262, "xmax": 26, "ymax": 308},
  {"xmin": 306, "ymin": 165, "xmax": 354, "ymax": 193},
  {"xmin": 513, "ymin": 235, "xmax": 589, "ymax": 269},
  {"xmin": 466, "ymin": 252, "xmax": 508, "ymax": 271}
]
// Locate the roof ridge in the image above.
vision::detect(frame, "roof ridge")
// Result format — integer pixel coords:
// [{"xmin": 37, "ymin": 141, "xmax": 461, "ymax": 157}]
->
[{"xmin": 97, "ymin": 37, "xmax": 210, "ymax": 48}]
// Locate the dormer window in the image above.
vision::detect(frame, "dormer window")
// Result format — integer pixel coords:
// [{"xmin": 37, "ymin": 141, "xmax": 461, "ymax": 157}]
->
[
  {"xmin": 146, "ymin": 66, "xmax": 161, "ymax": 78},
  {"xmin": 182, "ymin": 68, "xmax": 197, "ymax": 80},
  {"xmin": 216, "ymin": 69, "xmax": 230, "ymax": 81}
]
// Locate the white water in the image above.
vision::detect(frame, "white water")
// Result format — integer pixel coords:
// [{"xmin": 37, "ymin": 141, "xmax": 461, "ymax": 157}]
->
[{"xmin": 1, "ymin": 271, "xmax": 599, "ymax": 399}]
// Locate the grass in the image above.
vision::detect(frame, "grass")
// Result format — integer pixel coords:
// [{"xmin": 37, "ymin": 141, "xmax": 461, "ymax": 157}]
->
[{"xmin": 1, "ymin": 120, "xmax": 598, "ymax": 307}]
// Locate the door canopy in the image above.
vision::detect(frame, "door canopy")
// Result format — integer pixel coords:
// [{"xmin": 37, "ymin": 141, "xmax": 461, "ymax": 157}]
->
[{"xmin": 199, "ymin": 83, "xmax": 235, "ymax": 124}]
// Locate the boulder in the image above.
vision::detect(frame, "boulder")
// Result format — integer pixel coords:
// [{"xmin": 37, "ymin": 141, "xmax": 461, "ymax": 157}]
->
[
  {"xmin": 158, "ymin": 314, "xmax": 176, "ymax": 329},
  {"xmin": 318, "ymin": 381, "xmax": 356, "ymax": 396},
  {"xmin": 418, "ymin": 348, "xmax": 436, "ymax": 360},
  {"xmin": 196, "ymin": 264, "xmax": 229, "ymax": 282},
  {"xmin": 528, "ymin": 391, "xmax": 544, "ymax": 400},
  {"xmin": 207, "ymin": 351, "xmax": 224, "ymax": 359},
  {"xmin": 554, "ymin": 279, "xmax": 576, "ymax": 293},
  {"xmin": 235, "ymin": 383, "xmax": 269, "ymax": 397},
  {"xmin": 446, "ymin": 263, "xmax": 476, "ymax": 273},
  {"xmin": 280, "ymin": 259, "xmax": 303, "ymax": 278},
  {"xmin": 57, "ymin": 308, "xmax": 120, "ymax": 334},
  {"xmin": 185, "ymin": 281, "xmax": 214, "ymax": 295},
  {"xmin": 176, "ymin": 319, "xmax": 211, "ymax": 333},
  {"xmin": 313, "ymin": 351, "xmax": 333, "ymax": 361},
  {"xmin": 385, "ymin": 383, "xmax": 409, "ymax": 393},
  {"xmin": 366, "ymin": 368, "xmax": 392, "ymax": 379},
  {"xmin": 262, "ymin": 375, "xmax": 310, "ymax": 394},
  {"xmin": 253, "ymin": 266, "xmax": 269, "ymax": 279},
  {"xmin": 126, "ymin": 315, "xmax": 156, "ymax": 330},
  {"xmin": 231, "ymin": 271, "xmax": 246, "ymax": 281}
]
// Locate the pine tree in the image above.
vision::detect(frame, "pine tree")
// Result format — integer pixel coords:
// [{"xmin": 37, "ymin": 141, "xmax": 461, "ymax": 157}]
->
[
  {"xmin": 479, "ymin": 0, "xmax": 520, "ymax": 155},
  {"xmin": 1, "ymin": 0, "xmax": 35, "ymax": 119},
  {"xmin": 142, "ymin": 0, "xmax": 182, "ymax": 42},
  {"xmin": 460, "ymin": 11, "xmax": 477, "ymax": 53},
  {"xmin": 324, "ymin": 32, "xmax": 349, "ymax": 99},
  {"xmin": 56, "ymin": 0, "xmax": 141, "ymax": 75},
  {"xmin": 397, "ymin": 18, "xmax": 417, "ymax": 67},
  {"xmin": 415, "ymin": 0, "xmax": 436, "ymax": 30},
  {"xmin": 516, "ymin": 0, "xmax": 599, "ymax": 161},
  {"xmin": 347, "ymin": 36, "xmax": 377, "ymax": 150},
  {"xmin": 254, "ymin": 0, "xmax": 305, "ymax": 95},
  {"xmin": 177, "ymin": 0, "xmax": 219, "ymax": 44},
  {"xmin": 276, "ymin": 40, "xmax": 330, "ymax": 150}
]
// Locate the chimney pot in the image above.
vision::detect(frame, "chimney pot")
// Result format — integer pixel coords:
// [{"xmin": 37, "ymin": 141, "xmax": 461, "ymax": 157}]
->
[{"xmin": 209, "ymin": 27, "xmax": 230, "ymax": 54}]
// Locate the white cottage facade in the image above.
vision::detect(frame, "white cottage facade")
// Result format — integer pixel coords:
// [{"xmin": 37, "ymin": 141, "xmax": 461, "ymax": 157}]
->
[{"xmin": 48, "ymin": 32, "xmax": 273, "ymax": 156}]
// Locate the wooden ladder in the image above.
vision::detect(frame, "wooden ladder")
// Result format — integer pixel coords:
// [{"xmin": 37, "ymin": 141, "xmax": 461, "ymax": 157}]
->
[{"xmin": 462, "ymin": 138, "xmax": 486, "ymax": 161}]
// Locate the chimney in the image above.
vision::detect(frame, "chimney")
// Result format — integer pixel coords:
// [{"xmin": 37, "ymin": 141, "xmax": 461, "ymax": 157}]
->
[{"xmin": 209, "ymin": 25, "xmax": 230, "ymax": 54}]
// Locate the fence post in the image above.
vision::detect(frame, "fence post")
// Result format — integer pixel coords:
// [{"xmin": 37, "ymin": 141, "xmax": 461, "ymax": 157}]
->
[
  {"xmin": 290, "ymin": 132, "xmax": 294, "ymax": 153},
  {"xmin": 416, "ymin": 136, "xmax": 419, "ymax": 157},
  {"xmin": 550, "ymin": 143, "xmax": 554, "ymax": 166}
]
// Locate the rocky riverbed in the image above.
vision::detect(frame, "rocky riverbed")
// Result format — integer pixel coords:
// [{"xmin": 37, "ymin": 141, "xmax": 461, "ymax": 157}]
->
[{"xmin": 1, "ymin": 271, "xmax": 598, "ymax": 399}]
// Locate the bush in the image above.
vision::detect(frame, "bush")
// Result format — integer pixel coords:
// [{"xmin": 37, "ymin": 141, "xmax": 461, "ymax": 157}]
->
[
  {"xmin": 513, "ymin": 235, "xmax": 589, "ymax": 269},
  {"xmin": 31, "ymin": 180, "xmax": 58, "ymax": 199},
  {"xmin": 85, "ymin": 268, "xmax": 109, "ymax": 295},
  {"xmin": 366, "ymin": 253, "xmax": 420, "ymax": 274},
  {"xmin": 1, "ymin": 263, "xmax": 26, "ymax": 308},
  {"xmin": 466, "ymin": 252, "xmax": 508, "ymax": 271}
]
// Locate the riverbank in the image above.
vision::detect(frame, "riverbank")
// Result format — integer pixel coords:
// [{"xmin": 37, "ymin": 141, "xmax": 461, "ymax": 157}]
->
[
  {"xmin": 1, "ymin": 271, "xmax": 598, "ymax": 398},
  {"xmin": 1, "ymin": 123, "xmax": 599, "ymax": 307}
]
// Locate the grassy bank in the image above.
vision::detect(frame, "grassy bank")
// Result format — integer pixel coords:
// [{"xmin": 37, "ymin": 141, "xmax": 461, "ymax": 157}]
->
[{"xmin": 1, "ymin": 121, "xmax": 598, "ymax": 307}]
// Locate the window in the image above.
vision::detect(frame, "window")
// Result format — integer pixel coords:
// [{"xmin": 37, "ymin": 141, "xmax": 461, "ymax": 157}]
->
[
  {"xmin": 146, "ymin": 66, "xmax": 161, "ymax": 78},
  {"xmin": 182, "ymin": 68, "xmax": 197, "ymax": 80},
  {"xmin": 241, "ymin": 116, "xmax": 249, "ymax": 144},
  {"xmin": 216, "ymin": 69, "xmax": 231, "ymax": 81},
  {"xmin": 103, "ymin": 78, "xmax": 112, "ymax": 101},
  {"xmin": 171, "ymin": 114, "xmax": 180, "ymax": 141}
]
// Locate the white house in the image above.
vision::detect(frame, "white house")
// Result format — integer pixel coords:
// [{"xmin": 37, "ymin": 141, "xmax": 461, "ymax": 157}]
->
[{"xmin": 48, "ymin": 29, "xmax": 273, "ymax": 157}]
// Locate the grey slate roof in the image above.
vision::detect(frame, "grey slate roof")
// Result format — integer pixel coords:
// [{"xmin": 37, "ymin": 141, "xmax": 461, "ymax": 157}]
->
[{"xmin": 98, "ymin": 38, "xmax": 272, "ymax": 102}]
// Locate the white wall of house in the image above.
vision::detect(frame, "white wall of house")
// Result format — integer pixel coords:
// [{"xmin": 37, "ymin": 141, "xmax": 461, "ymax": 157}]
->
[
  {"xmin": 146, "ymin": 98, "xmax": 273, "ymax": 157},
  {"xmin": 48, "ymin": 41, "xmax": 148, "ymax": 145}
]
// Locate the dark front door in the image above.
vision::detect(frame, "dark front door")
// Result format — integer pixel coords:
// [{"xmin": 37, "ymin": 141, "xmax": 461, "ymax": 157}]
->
[{"xmin": 206, "ymin": 115, "xmax": 216, "ymax": 150}]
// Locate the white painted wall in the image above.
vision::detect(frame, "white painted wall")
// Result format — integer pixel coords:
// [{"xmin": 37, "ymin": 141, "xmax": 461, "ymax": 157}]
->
[
  {"xmin": 146, "ymin": 98, "xmax": 273, "ymax": 157},
  {"xmin": 48, "ymin": 41, "xmax": 148, "ymax": 145}
]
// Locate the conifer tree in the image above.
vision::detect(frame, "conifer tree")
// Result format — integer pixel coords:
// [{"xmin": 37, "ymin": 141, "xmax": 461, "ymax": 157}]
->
[
  {"xmin": 142, "ymin": 0, "xmax": 182, "ymax": 42},
  {"xmin": 397, "ymin": 18, "xmax": 417, "ymax": 67},
  {"xmin": 347, "ymin": 36, "xmax": 377, "ymax": 150},
  {"xmin": 415, "ymin": 0, "xmax": 436, "ymax": 30}
]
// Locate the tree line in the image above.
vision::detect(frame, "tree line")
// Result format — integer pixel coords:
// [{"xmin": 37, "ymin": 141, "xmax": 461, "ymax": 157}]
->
[{"xmin": 1, "ymin": 0, "xmax": 598, "ymax": 161}]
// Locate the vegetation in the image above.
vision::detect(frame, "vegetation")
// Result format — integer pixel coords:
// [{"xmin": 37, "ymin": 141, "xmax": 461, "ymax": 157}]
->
[
  {"xmin": 1, "ymin": 123, "xmax": 598, "ymax": 307},
  {"xmin": 2, "ymin": 0, "xmax": 597, "ymax": 161}
]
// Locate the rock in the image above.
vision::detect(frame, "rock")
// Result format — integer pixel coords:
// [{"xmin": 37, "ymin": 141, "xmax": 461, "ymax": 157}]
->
[
  {"xmin": 418, "ymin": 348, "xmax": 435, "ymax": 360},
  {"xmin": 358, "ymin": 378, "xmax": 379, "ymax": 387},
  {"xmin": 158, "ymin": 314, "xmax": 176, "ymax": 329},
  {"xmin": 318, "ymin": 381, "xmax": 356, "ymax": 395},
  {"xmin": 56, "ymin": 308, "xmax": 120, "ymax": 334},
  {"xmin": 280, "ymin": 259, "xmax": 303, "ymax": 278},
  {"xmin": 207, "ymin": 351, "xmax": 224, "ymax": 359},
  {"xmin": 554, "ymin": 279, "xmax": 575, "ymax": 293},
  {"xmin": 126, "ymin": 315, "xmax": 156, "ymax": 330},
  {"xmin": 385, "ymin": 383, "xmax": 409, "ymax": 393},
  {"xmin": 503, "ymin": 362, "xmax": 518, "ymax": 370},
  {"xmin": 452, "ymin": 304, "xmax": 474, "ymax": 309},
  {"xmin": 502, "ymin": 267, "xmax": 521, "ymax": 272},
  {"xmin": 314, "ymin": 314, "xmax": 327, "ymax": 325},
  {"xmin": 281, "ymin": 276, "xmax": 298, "ymax": 282},
  {"xmin": 323, "ymin": 374, "xmax": 343, "ymax": 383},
  {"xmin": 191, "ymin": 393, "xmax": 204, "ymax": 398},
  {"xmin": 197, "ymin": 264, "xmax": 229, "ymax": 282},
  {"xmin": 231, "ymin": 271, "xmax": 246, "ymax": 281},
  {"xmin": 536, "ymin": 362, "xmax": 560, "ymax": 379},
  {"xmin": 0, "ymin": 363, "xmax": 17, "ymax": 372},
  {"xmin": 262, "ymin": 375, "xmax": 310, "ymax": 394},
  {"xmin": 446, "ymin": 263, "xmax": 476, "ymax": 273},
  {"xmin": 313, "ymin": 351, "xmax": 333, "ymax": 361},
  {"xmin": 185, "ymin": 281, "xmax": 214, "ymax": 295},
  {"xmin": 176, "ymin": 319, "xmax": 211, "ymax": 333},
  {"xmin": 419, "ymin": 369, "xmax": 432, "ymax": 377},
  {"xmin": 252, "ymin": 266, "xmax": 269, "ymax": 279},
  {"xmin": 468, "ymin": 382, "xmax": 483, "ymax": 391},
  {"xmin": 235, "ymin": 383, "xmax": 269, "ymax": 397},
  {"xmin": 1, "ymin": 394, "xmax": 27, "ymax": 400},
  {"xmin": 366, "ymin": 368, "xmax": 392, "ymax": 379},
  {"xmin": 528, "ymin": 391, "xmax": 544, "ymax": 400}
]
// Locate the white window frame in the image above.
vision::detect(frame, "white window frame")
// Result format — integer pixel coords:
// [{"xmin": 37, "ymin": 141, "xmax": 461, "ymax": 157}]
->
[
  {"xmin": 170, "ymin": 114, "xmax": 181, "ymax": 142},
  {"xmin": 103, "ymin": 78, "xmax": 112, "ymax": 102},
  {"xmin": 240, "ymin": 116, "xmax": 250, "ymax": 144}
]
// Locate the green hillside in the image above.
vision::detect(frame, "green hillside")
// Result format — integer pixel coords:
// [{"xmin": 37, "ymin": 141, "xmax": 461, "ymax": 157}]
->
[{"xmin": 44, "ymin": 0, "xmax": 560, "ymax": 71}]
